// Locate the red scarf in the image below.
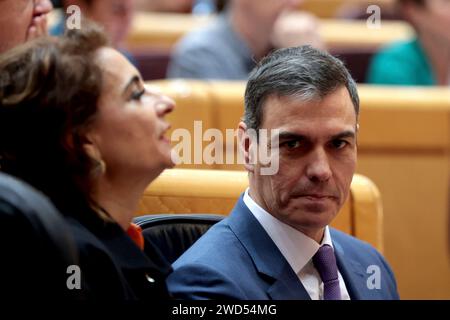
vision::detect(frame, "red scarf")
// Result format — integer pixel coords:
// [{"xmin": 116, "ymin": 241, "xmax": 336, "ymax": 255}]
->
[{"xmin": 126, "ymin": 223, "xmax": 144, "ymax": 250}]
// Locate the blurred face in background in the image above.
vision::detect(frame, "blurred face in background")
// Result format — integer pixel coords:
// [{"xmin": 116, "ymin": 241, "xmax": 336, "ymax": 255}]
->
[
  {"xmin": 426, "ymin": 0, "xmax": 450, "ymax": 40},
  {"xmin": 163, "ymin": 0, "xmax": 193, "ymax": 12},
  {"xmin": 136, "ymin": 0, "xmax": 193, "ymax": 13},
  {"xmin": 73, "ymin": 0, "xmax": 135, "ymax": 47},
  {"xmin": 0, "ymin": 0, "xmax": 53, "ymax": 53},
  {"xmin": 233, "ymin": 0, "xmax": 303, "ymax": 27},
  {"xmin": 426, "ymin": 0, "xmax": 450, "ymax": 18},
  {"xmin": 403, "ymin": 0, "xmax": 450, "ymax": 42}
]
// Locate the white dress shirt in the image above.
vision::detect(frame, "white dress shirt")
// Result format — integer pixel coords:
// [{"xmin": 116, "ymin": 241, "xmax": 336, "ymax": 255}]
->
[{"xmin": 243, "ymin": 188, "xmax": 351, "ymax": 300}]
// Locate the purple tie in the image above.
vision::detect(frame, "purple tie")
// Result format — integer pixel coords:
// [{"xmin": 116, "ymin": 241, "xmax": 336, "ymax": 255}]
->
[{"xmin": 312, "ymin": 244, "xmax": 342, "ymax": 300}]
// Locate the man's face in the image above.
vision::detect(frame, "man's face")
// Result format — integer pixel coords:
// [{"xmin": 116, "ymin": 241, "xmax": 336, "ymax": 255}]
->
[
  {"xmin": 404, "ymin": 0, "xmax": 450, "ymax": 42},
  {"xmin": 426, "ymin": 0, "xmax": 450, "ymax": 40},
  {"xmin": 426, "ymin": 0, "xmax": 450, "ymax": 19},
  {"xmin": 244, "ymin": 86, "xmax": 357, "ymax": 242},
  {"xmin": 0, "ymin": 0, "xmax": 34, "ymax": 52},
  {"xmin": 236, "ymin": 0, "xmax": 303, "ymax": 27},
  {"xmin": 85, "ymin": 0, "xmax": 135, "ymax": 47},
  {"xmin": 0, "ymin": 0, "xmax": 52, "ymax": 53}
]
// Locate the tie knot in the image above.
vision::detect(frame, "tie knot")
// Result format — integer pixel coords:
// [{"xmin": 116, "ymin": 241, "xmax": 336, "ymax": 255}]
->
[{"xmin": 312, "ymin": 244, "xmax": 339, "ymax": 283}]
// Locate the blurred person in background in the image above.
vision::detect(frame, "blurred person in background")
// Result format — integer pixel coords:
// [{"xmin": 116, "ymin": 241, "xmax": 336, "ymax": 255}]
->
[
  {"xmin": 136, "ymin": 0, "xmax": 194, "ymax": 13},
  {"xmin": 135, "ymin": 0, "xmax": 225, "ymax": 14},
  {"xmin": 0, "ymin": 25, "xmax": 175, "ymax": 300},
  {"xmin": 167, "ymin": 0, "xmax": 324, "ymax": 79},
  {"xmin": 51, "ymin": 0, "xmax": 136, "ymax": 63},
  {"xmin": 0, "ymin": 0, "xmax": 53, "ymax": 53},
  {"xmin": 367, "ymin": 0, "xmax": 450, "ymax": 86}
]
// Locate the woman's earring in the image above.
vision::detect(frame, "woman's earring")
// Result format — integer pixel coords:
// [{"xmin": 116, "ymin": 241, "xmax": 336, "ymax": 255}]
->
[
  {"xmin": 98, "ymin": 159, "xmax": 106, "ymax": 175},
  {"xmin": 94, "ymin": 158, "xmax": 106, "ymax": 176}
]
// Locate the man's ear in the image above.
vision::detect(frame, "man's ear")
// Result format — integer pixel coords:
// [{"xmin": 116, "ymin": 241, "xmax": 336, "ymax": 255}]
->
[
  {"xmin": 238, "ymin": 121, "xmax": 255, "ymax": 173},
  {"xmin": 355, "ymin": 123, "xmax": 360, "ymax": 147}
]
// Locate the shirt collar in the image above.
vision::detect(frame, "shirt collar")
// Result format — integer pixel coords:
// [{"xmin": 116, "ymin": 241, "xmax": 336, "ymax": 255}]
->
[{"xmin": 243, "ymin": 188, "xmax": 333, "ymax": 274}]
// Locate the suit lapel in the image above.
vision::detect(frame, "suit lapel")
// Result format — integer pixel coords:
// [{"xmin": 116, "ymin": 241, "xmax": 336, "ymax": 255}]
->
[
  {"xmin": 228, "ymin": 196, "xmax": 311, "ymax": 300},
  {"xmin": 333, "ymin": 236, "xmax": 378, "ymax": 300},
  {"xmin": 226, "ymin": 201, "xmax": 386, "ymax": 300},
  {"xmin": 266, "ymin": 263, "xmax": 311, "ymax": 300}
]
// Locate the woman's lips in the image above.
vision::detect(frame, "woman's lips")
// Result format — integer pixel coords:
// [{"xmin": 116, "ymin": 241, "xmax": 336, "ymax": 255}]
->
[
  {"xmin": 159, "ymin": 124, "xmax": 171, "ymax": 143},
  {"xmin": 160, "ymin": 135, "xmax": 171, "ymax": 144}
]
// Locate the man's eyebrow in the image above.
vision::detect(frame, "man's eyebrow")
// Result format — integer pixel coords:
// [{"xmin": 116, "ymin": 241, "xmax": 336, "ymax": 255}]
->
[
  {"xmin": 123, "ymin": 75, "xmax": 140, "ymax": 94},
  {"xmin": 276, "ymin": 131, "xmax": 307, "ymax": 141},
  {"xmin": 331, "ymin": 131, "xmax": 356, "ymax": 140},
  {"xmin": 270, "ymin": 130, "xmax": 356, "ymax": 146},
  {"xmin": 266, "ymin": 131, "xmax": 308, "ymax": 149}
]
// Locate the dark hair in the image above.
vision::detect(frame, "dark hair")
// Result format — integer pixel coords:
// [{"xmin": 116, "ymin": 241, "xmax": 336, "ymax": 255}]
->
[
  {"xmin": 398, "ymin": 0, "xmax": 425, "ymax": 6},
  {"xmin": 244, "ymin": 46, "xmax": 359, "ymax": 133},
  {"xmin": 0, "ymin": 24, "xmax": 109, "ymax": 219},
  {"xmin": 62, "ymin": 0, "xmax": 94, "ymax": 8}
]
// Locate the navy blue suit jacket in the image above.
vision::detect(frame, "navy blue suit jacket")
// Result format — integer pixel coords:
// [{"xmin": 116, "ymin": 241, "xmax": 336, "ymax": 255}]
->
[{"xmin": 167, "ymin": 196, "xmax": 400, "ymax": 300}]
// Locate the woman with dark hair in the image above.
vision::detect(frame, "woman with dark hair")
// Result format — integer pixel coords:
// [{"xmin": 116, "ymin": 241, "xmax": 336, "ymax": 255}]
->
[
  {"xmin": 367, "ymin": 0, "xmax": 450, "ymax": 86},
  {"xmin": 0, "ymin": 25, "xmax": 175, "ymax": 300}
]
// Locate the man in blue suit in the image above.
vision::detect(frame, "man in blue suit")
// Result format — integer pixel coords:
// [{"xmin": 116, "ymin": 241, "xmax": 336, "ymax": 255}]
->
[{"xmin": 167, "ymin": 46, "xmax": 400, "ymax": 300}]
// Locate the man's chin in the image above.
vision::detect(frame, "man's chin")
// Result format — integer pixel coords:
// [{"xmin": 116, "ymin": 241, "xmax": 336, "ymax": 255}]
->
[{"xmin": 293, "ymin": 215, "xmax": 334, "ymax": 232}]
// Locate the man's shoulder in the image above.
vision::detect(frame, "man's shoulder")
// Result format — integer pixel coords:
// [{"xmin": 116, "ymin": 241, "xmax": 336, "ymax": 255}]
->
[
  {"xmin": 172, "ymin": 217, "xmax": 241, "ymax": 268},
  {"xmin": 174, "ymin": 19, "xmax": 230, "ymax": 54}
]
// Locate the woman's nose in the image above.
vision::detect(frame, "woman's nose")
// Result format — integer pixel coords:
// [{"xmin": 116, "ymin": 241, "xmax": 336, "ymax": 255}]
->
[{"xmin": 156, "ymin": 94, "xmax": 175, "ymax": 117}]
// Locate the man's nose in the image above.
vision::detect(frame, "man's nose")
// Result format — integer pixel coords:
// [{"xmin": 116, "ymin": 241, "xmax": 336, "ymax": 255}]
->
[{"xmin": 305, "ymin": 147, "xmax": 332, "ymax": 182}]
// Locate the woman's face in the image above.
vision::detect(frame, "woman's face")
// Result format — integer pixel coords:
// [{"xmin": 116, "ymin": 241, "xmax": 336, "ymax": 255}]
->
[{"xmin": 87, "ymin": 47, "xmax": 175, "ymax": 182}]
